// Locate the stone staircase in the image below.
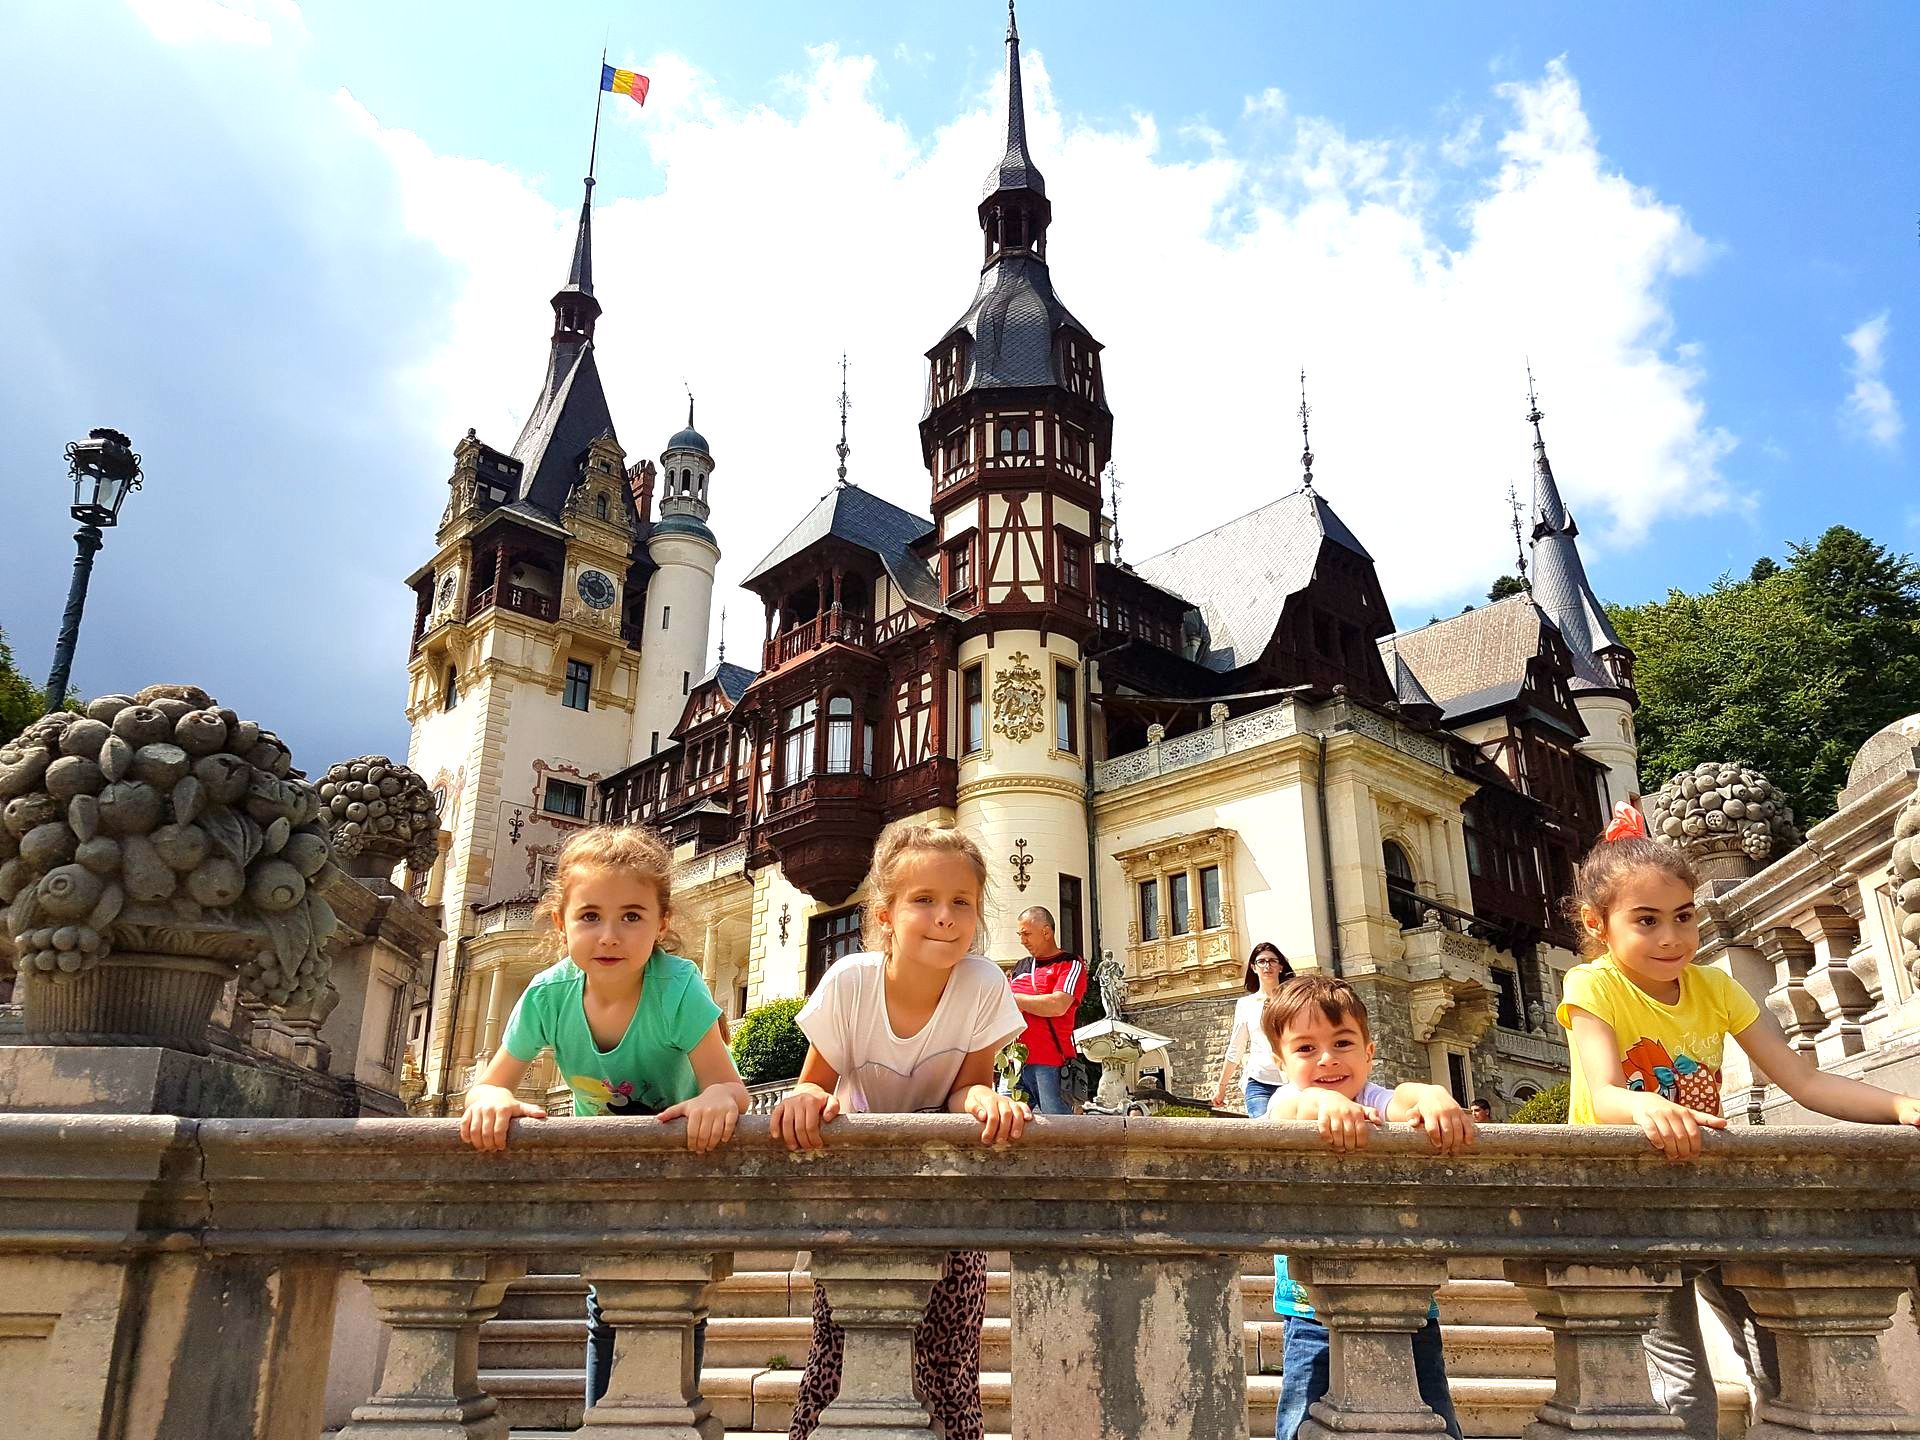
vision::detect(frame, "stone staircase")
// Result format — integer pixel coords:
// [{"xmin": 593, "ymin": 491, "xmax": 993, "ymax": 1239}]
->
[{"xmin": 481, "ymin": 1252, "xmax": 1749, "ymax": 1438}]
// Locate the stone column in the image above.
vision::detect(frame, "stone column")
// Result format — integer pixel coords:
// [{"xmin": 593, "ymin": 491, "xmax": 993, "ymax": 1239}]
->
[
  {"xmin": 1760, "ymin": 928, "xmax": 1826, "ymax": 1056},
  {"xmin": 1445, "ymin": 818, "xmax": 1471, "ymax": 909},
  {"xmin": 1793, "ymin": 906, "xmax": 1871, "ymax": 1063},
  {"xmin": 1426, "ymin": 816, "xmax": 1455, "ymax": 906},
  {"xmin": 338, "ymin": 1254, "xmax": 526, "ymax": 1440},
  {"xmin": 1295, "ymin": 1256, "xmax": 1450, "ymax": 1440},
  {"xmin": 809, "ymin": 1250, "xmax": 946, "ymax": 1439},
  {"xmin": 1011, "ymin": 1250, "xmax": 1245, "ymax": 1440},
  {"xmin": 1504, "ymin": 1260, "xmax": 1685, "ymax": 1438},
  {"xmin": 578, "ymin": 1252, "xmax": 732, "ymax": 1439},
  {"xmin": 1721, "ymin": 1260, "xmax": 1920, "ymax": 1439},
  {"xmin": 477, "ymin": 966, "xmax": 509, "ymax": 1059}
]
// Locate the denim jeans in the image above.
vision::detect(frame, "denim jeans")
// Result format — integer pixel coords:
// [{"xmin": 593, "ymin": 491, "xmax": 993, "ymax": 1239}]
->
[
  {"xmin": 1244, "ymin": 1078, "xmax": 1280, "ymax": 1118},
  {"xmin": 1273, "ymin": 1314, "xmax": 1461, "ymax": 1440},
  {"xmin": 1019, "ymin": 1062, "xmax": 1071, "ymax": 1115},
  {"xmin": 585, "ymin": 1285, "xmax": 708, "ymax": 1409}
]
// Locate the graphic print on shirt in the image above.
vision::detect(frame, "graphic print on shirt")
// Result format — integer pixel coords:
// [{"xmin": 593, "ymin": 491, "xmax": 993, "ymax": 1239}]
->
[
  {"xmin": 844, "ymin": 1049, "xmax": 974, "ymax": 1115},
  {"xmin": 1620, "ymin": 1037, "xmax": 1722, "ymax": 1116},
  {"xmin": 568, "ymin": 1072, "xmax": 670, "ymax": 1116}
]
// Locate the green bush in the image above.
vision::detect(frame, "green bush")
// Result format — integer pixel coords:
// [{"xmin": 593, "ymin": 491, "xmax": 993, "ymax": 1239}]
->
[
  {"xmin": 1153, "ymin": 1102, "xmax": 1214, "ymax": 1118},
  {"xmin": 730, "ymin": 998, "xmax": 808, "ymax": 1084},
  {"xmin": 1509, "ymin": 1081, "xmax": 1571, "ymax": 1125}
]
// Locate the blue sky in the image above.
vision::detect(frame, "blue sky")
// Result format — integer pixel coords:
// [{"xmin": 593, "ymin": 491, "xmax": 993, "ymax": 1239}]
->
[{"xmin": 1, "ymin": 1, "xmax": 1913, "ymax": 769}]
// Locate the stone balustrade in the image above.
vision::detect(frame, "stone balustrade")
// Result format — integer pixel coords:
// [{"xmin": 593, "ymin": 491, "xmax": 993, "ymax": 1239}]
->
[{"xmin": 2, "ymin": 1114, "xmax": 1918, "ymax": 1439}]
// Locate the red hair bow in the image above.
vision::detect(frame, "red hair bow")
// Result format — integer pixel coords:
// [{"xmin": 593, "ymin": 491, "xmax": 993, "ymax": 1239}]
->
[{"xmin": 1603, "ymin": 802, "xmax": 1647, "ymax": 842}]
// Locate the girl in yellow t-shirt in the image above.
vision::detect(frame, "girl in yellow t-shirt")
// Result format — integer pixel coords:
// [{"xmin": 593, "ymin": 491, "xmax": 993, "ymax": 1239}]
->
[{"xmin": 1558, "ymin": 803, "xmax": 1920, "ymax": 1434}]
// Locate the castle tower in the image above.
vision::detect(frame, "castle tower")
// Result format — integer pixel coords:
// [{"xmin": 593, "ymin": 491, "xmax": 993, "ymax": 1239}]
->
[
  {"xmin": 1525, "ymin": 373, "xmax": 1641, "ymax": 807},
  {"xmin": 630, "ymin": 398, "xmax": 721, "ymax": 763},
  {"xmin": 923, "ymin": 2, "xmax": 1110, "ymax": 958}
]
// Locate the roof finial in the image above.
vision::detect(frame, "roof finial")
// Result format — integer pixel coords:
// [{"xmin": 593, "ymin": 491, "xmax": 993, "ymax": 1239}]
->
[
  {"xmin": 1007, "ymin": 0, "xmax": 1019, "ymax": 44},
  {"xmin": 1507, "ymin": 480, "xmax": 1530, "ymax": 592},
  {"xmin": 718, "ymin": 605, "xmax": 727, "ymax": 664},
  {"xmin": 1105, "ymin": 460, "xmax": 1124, "ymax": 565},
  {"xmin": 1525, "ymin": 359, "xmax": 1544, "ymax": 438},
  {"xmin": 1297, "ymin": 369, "xmax": 1316, "ymax": 493},
  {"xmin": 835, "ymin": 353, "xmax": 852, "ymax": 487},
  {"xmin": 685, "ymin": 385, "xmax": 695, "ymax": 431}
]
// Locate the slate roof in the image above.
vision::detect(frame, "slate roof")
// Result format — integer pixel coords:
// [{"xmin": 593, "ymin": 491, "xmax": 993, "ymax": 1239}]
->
[
  {"xmin": 1528, "ymin": 416, "xmax": 1625, "ymax": 691},
  {"xmin": 1132, "ymin": 487, "xmax": 1373, "ymax": 673},
  {"xmin": 510, "ymin": 343, "xmax": 617, "ymax": 518},
  {"xmin": 1376, "ymin": 635, "xmax": 1441, "ymax": 712},
  {"xmin": 982, "ymin": 9, "xmax": 1046, "ymax": 202},
  {"xmin": 704, "ymin": 662, "xmax": 756, "ymax": 705},
  {"xmin": 1385, "ymin": 595, "xmax": 1550, "ymax": 721},
  {"xmin": 741, "ymin": 484, "xmax": 943, "ymax": 610}
]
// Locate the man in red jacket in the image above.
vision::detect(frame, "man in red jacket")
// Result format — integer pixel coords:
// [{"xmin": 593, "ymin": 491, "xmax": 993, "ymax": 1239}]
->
[{"xmin": 1008, "ymin": 906, "xmax": 1088, "ymax": 1115}]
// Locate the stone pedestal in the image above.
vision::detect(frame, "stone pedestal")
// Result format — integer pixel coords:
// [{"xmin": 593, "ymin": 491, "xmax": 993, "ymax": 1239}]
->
[
  {"xmin": 809, "ymin": 1250, "xmax": 946, "ymax": 1439},
  {"xmin": 0, "ymin": 1044, "xmax": 370, "ymax": 1118},
  {"xmin": 1295, "ymin": 1256, "xmax": 1451, "ymax": 1440},
  {"xmin": 19, "ymin": 953, "xmax": 232, "ymax": 1052},
  {"xmin": 1011, "ymin": 1250, "xmax": 1245, "ymax": 1440},
  {"xmin": 338, "ymin": 1254, "xmax": 526, "ymax": 1440},
  {"xmin": 1505, "ymin": 1260, "xmax": 1685, "ymax": 1438},
  {"xmin": 579, "ymin": 1252, "xmax": 731, "ymax": 1439},
  {"xmin": 1722, "ymin": 1260, "xmax": 1920, "ymax": 1439}
]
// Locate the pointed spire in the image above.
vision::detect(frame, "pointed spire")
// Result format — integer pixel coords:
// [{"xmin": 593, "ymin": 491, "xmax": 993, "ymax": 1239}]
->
[
  {"xmin": 1106, "ymin": 460, "xmax": 1125, "ymax": 566},
  {"xmin": 1507, "ymin": 479, "xmax": 1530, "ymax": 592},
  {"xmin": 1525, "ymin": 363, "xmax": 1570, "ymax": 535},
  {"xmin": 565, "ymin": 177, "xmax": 596, "ymax": 296},
  {"xmin": 718, "ymin": 605, "xmax": 727, "ymax": 664},
  {"xmin": 1297, "ymin": 369, "xmax": 1316, "ymax": 493},
  {"xmin": 835, "ymin": 353, "xmax": 852, "ymax": 487},
  {"xmin": 982, "ymin": 0, "xmax": 1047, "ymax": 204},
  {"xmin": 686, "ymin": 388, "xmax": 696, "ymax": 432}
]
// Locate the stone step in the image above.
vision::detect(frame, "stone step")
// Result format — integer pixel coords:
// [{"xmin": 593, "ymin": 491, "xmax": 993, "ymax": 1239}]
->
[
  {"xmin": 1440, "ymin": 1324, "xmax": 1554, "ymax": 1379},
  {"xmin": 481, "ymin": 1314, "xmax": 1021, "ymax": 1373}
]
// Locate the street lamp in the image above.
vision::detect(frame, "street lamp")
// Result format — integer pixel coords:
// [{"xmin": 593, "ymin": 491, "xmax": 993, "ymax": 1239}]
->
[{"xmin": 44, "ymin": 427, "xmax": 143, "ymax": 713}]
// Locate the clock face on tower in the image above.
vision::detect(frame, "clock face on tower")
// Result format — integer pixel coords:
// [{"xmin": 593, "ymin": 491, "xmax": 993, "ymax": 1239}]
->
[
  {"xmin": 436, "ymin": 570, "xmax": 459, "ymax": 613},
  {"xmin": 576, "ymin": 568, "xmax": 617, "ymax": 610}
]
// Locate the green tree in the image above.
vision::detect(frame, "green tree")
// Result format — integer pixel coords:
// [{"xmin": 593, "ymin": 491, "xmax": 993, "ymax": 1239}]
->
[
  {"xmin": 1609, "ymin": 526, "xmax": 1920, "ymax": 824},
  {"xmin": 1488, "ymin": 574, "xmax": 1527, "ymax": 601},
  {"xmin": 1748, "ymin": 556, "xmax": 1780, "ymax": 583},
  {"xmin": 0, "ymin": 627, "xmax": 53, "ymax": 745}
]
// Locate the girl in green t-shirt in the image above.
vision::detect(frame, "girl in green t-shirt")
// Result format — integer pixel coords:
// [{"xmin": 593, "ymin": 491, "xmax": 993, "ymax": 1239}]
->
[{"xmin": 459, "ymin": 823, "xmax": 748, "ymax": 1411}]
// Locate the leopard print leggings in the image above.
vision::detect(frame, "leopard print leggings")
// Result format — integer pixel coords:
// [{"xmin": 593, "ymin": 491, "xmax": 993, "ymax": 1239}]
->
[{"xmin": 787, "ymin": 1249, "xmax": 987, "ymax": 1440}]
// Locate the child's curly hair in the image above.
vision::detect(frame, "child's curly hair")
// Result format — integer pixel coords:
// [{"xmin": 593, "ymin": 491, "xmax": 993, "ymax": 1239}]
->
[
  {"xmin": 1563, "ymin": 836, "xmax": 1698, "ymax": 958},
  {"xmin": 861, "ymin": 821, "xmax": 992, "ymax": 954},
  {"xmin": 534, "ymin": 823, "xmax": 681, "ymax": 957}
]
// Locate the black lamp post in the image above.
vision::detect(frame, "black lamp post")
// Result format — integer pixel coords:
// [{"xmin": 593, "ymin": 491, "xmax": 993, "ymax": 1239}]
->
[{"xmin": 44, "ymin": 427, "xmax": 142, "ymax": 713}]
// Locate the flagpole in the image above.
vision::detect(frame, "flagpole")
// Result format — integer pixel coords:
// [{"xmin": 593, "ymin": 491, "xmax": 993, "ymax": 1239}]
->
[{"xmin": 588, "ymin": 44, "xmax": 607, "ymax": 184}]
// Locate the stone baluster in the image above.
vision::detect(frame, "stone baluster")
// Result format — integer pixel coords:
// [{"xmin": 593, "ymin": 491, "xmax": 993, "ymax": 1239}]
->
[
  {"xmin": 1503, "ymin": 1260, "xmax": 1685, "ymax": 1438},
  {"xmin": 1010, "ymin": 1250, "xmax": 1245, "ymax": 1440},
  {"xmin": 339, "ymin": 1254, "xmax": 526, "ymax": 1439},
  {"xmin": 1792, "ymin": 905, "xmax": 1872, "ymax": 1063},
  {"xmin": 1294, "ymin": 1256, "xmax": 1450, "ymax": 1439},
  {"xmin": 579, "ymin": 1252, "xmax": 732, "ymax": 1439},
  {"xmin": 809, "ymin": 1250, "xmax": 947, "ymax": 1439},
  {"xmin": 1721, "ymin": 1260, "xmax": 1920, "ymax": 1438},
  {"xmin": 1759, "ymin": 928, "xmax": 1826, "ymax": 1056}
]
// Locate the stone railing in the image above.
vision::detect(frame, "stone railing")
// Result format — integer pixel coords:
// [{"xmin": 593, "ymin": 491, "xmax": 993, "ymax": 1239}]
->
[
  {"xmin": 1494, "ymin": 1023, "xmax": 1570, "ymax": 1067},
  {"xmin": 672, "ymin": 840, "xmax": 749, "ymax": 892},
  {"xmin": 473, "ymin": 897, "xmax": 539, "ymax": 936},
  {"xmin": 745, "ymin": 1077, "xmax": 794, "ymax": 1113},
  {"xmin": 3, "ymin": 1116, "xmax": 1919, "ymax": 1438}
]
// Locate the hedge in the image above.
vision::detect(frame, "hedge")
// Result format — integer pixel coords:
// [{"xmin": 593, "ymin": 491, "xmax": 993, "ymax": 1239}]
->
[
  {"xmin": 730, "ymin": 998, "xmax": 809, "ymax": 1084},
  {"xmin": 1509, "ymin": 1081, "xmax": 1571, "ymax": 1124}
]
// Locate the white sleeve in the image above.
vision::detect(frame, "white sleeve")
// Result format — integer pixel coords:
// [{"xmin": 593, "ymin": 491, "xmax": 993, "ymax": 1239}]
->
[
  {"xmin": 1225, "ymin": 998, "xmax": 1251, "ymax": 1063},
  {"xmin": 796, "ymin": 963, "xmax": 854, "ymax": 1078},
  {"xmin": 970, "ymin": 959, "xmax": 1027, "ymax": 1055}
]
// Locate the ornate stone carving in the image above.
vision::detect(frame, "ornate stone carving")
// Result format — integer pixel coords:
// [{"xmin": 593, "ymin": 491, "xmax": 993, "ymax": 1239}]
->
[
  {"xmin": 1408, "ymin": 979, "xmax": 1456, "ymax": 1042},
  {"xmin": 1645, "ymin": 762, "xmax": 1804, "ymax": 881},
  {"xmin": 0, "ymin": 685, "xmax": 342, "ymax": 1044},
  {"xmin": 317, "ymin": 756, "xmax": 442, "ymax": 879},
  {"xmin": 991, "ymin": 651, "xmax": 1046, "ymax": 744},
  {"xmin": 1891, "ymin": 778, "xmax": 1920, "ymax": 984},
  {"xmin": 1010, "ymin": 837, "xmax": 1033, "ymax": 892}
]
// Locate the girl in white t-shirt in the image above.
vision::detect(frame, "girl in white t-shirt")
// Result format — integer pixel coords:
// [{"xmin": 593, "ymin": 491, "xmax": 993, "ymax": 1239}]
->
[
  {"xmin": 1212, "ymin": 941, "xmax": 1295, "ymax": 1117},
  {"xmin": 772, "ymin": 822, "xmax": 1027, "ymax": 1440}
]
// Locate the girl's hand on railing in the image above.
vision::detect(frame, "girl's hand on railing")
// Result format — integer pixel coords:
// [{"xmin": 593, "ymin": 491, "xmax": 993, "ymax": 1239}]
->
[
  {"xmin": 459, "ymin": 1084, "xmax": 547, "ymax": 1152},
  {"xmin": 771, "ymin": 1086, "xmax": 841, "ymax": 1152},
  {"xmin": 963, "ymin": 1086, "xmax": 1030, "ymax": 1146},
  {"xmin": 1628, "ymin": 1092, "xmax": 1724, "ymax": 1161},
  {"xmin": 658, "ymin": 1086, "xmax": 742, "ymax": 1155}
]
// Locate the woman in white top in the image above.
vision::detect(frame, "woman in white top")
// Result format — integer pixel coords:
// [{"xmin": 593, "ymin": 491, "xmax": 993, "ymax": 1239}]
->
[{"xmin": 1211, "ymin": 941, "xmax": 1295, "ymax": 1116}]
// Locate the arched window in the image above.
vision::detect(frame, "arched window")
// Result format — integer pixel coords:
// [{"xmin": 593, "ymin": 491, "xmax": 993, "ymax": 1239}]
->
[
  {"xmin": 825, "ymin": 695, "xmax": 855, "ymax": 774},
  {"xmin": 442, "ymin": 666, "xmax": 458, "ymax": 712},
  {"xmin": 1015, "ymin": 425, "xmax": 1031, "ymax": 452},
  {"xmin": 999, "ymin": 425, "xmax": 1013, "ymax": 453},
  {"xmin": 595, "ymin": 493, "xmax": 609, "ymax": 520},
  {"xmin": 1383, "ymin": 841, "xmax": 1421, "ymax": 928}
]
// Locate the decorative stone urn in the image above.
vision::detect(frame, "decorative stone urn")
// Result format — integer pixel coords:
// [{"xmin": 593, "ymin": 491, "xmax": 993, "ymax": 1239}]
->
[
  {"xmin": 1644, "ymin": 761, "xmax": 1803, "ymax": 884},
  {"xmin": 0, "ymin": 685, "xmax": 339, "ymax": 1052},
  {"xmin": 1891, "ymin": 778, "xmax": 1920, "ymax": 986},
  {"xmin": 316, "ymin": 755, "xmax": 441, "ymax": 881}
]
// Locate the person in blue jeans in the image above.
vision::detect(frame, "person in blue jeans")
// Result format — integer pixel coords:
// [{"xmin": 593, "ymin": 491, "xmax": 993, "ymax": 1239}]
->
[
  {"xmin": 1260, "ymin": 974, "xmax": 1475, "ymax": 1439},
  {"xmin": 1212, "ymin": 942, "xmax": 1294, "ymax": 1116},
  {"xmin": 1008, "ymin": 907, "xmax": 1089, "ymax": 1115}
]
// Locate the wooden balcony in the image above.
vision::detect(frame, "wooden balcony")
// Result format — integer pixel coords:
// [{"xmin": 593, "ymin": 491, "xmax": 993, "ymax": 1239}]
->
[
  {"xmin": 6, "ymin": 1115, "xmax": 1919, "ymax": 1439},
  {"xmin": 467, "ymin": 583, "xmax": 557, "ymax": 624},
  {"xmin": 761, "ymin": 608, "xmax": 871, "ymax": 672},
  {"xmin": 760, "ymin": 771, "xmax": 883, "ymax": 903}
]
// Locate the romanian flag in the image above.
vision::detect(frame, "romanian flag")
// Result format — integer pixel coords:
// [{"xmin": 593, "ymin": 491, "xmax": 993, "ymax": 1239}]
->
[{"xmin": 602, "ymin": 64, "xmax": 649, "ymax": 107}]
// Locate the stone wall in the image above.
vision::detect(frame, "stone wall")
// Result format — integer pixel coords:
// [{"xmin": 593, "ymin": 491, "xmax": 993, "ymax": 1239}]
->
[{"xmin": 1125, "ymin": 991, "xmax": 1239, "ymax": 1095}]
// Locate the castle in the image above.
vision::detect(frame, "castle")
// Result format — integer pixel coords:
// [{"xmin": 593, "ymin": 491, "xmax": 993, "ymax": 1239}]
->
[{"xmin": 401, "ymin": 8, "xmax": 1640, "ymax": 1115}]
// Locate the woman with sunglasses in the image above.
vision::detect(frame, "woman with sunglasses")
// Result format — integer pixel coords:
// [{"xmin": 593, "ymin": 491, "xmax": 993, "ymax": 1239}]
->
[{"xmin": 1212, "ymin": 942, "xmax": 1295, "ymax": 1116}]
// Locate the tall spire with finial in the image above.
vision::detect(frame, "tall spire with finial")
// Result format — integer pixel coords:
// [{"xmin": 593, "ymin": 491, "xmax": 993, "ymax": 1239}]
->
[
  {"xmin": 1507, "ymin": 480, "xmax": 1530, "ymax": 591},
  {"xmin": 1297, "ymin": 369, "xmax": 1316, "ymax": 493},
  {"xmin": 1106, "ymin": 460, "xmax": 1124, "ymax": 566},
  {"xmin": 835, "ymin": 353, "xmax": 852, "ymax": 486},
  {"xmin": 717, "ymin": 605, "xmax": 727, "ymax": 664},
  {"xmin": 976, "ymin": 0, "xmax": 1050, "ymax": 265},
  {"xmin": 1522, "ymin": 364, "xmax": 1629, "ymax": 690}
]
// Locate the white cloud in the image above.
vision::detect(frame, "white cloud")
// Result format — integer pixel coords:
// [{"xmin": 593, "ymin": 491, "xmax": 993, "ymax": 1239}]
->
[
  {"xmin": 1842, "ymin": 310, "xmax": 1902, "ymax": 449},
  {"xmin": 126, "ymin": 0, "xmax": 306, "ymax": 48}
]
